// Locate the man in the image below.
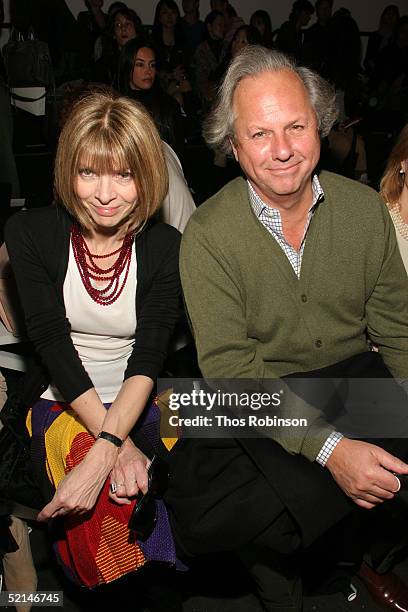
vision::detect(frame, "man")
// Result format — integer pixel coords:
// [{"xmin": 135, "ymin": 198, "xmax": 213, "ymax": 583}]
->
[{"xmin": 166, "ymin": 46, "xmax": 408, "ymax": 610}]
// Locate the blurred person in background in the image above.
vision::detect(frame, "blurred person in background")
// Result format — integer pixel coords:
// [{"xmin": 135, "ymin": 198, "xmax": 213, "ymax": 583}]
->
[
  {"xmin": 276, "ymin": 0, "xmax": 314, "ymax": 58},
  {"xmin": 93, "ymin": 6, "xmax": 141, "ymax": 84},
  {"xmin": 194, "ymin": 10, "xmax": 225, "ymax": 112},
  {"xmin": 117, "ymin": 37, "xmax": 185, "ymax": 158},
  {"xmin": 250, "ymin": 9, "xmax": 275, "ymax": 49},
  {"xmin": 380, "ymin": 123, "xmax": 408, "ymax": 272}
]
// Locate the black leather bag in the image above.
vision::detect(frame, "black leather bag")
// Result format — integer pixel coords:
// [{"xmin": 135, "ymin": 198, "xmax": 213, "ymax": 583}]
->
[
  {"xmin": 3, "ymin": 29, "xmax": 53, "ymax": 88},
  {"xmin": 0, "ymin": 391, "xmax": 42, "ymax": 511}
]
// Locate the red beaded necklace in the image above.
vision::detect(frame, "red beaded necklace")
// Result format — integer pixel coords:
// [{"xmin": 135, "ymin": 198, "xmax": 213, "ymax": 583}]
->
[{"xmin": 71, "ymin": 223, "xmax": 134, "ymax": 305}]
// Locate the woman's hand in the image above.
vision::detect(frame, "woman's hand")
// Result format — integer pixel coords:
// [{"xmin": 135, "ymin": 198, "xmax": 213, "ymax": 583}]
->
[
  {"xmin": 109, "ymin": 438, "xmax": 150, "ymax": 505},
  {"xmin": 37, "ymin": 438, "xmax": 118, "ymax": 520}
]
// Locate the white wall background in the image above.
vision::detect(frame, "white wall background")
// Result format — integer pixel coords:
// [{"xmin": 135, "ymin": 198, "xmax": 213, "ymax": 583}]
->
[
  {"xmin": 63, "ymin": 0, "xmax": 408, "ymax": 31},
  {"xmin": 2, "ymin": 0, "xmax": 408, "ymax": 30},
  {"xmin": 1, "ymin": 0, "xmax": 407, "ymax": 47}
]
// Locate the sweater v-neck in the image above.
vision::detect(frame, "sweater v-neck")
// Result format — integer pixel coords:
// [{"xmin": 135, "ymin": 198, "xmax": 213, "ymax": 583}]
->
[{"xmin": 241, "ymin": 181, "xmax": 323, "ymax": 290}]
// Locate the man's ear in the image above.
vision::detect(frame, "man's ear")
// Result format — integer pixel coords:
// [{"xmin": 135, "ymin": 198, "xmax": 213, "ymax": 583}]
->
[{"xmin": 230, "ymin": 138, "xmax": 238, "ymax": 162}]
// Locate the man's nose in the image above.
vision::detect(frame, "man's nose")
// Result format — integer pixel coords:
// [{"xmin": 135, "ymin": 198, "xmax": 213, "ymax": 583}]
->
[
  {"xmin": 95, "ymin": 175, "xmax": 115, "ymax": 204},
  {"xmin": 270, "ymin": 132, "xmax": 294, "ymax": 161}
]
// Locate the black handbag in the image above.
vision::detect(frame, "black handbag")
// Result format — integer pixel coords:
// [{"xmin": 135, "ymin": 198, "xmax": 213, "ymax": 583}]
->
[
  {"xmin": 0, "ymin": 390, "xmax": 43, "ymax": 511},
  {"xmin": 3, "ymin": 29, "xmax": 53, "ymax": 88}
]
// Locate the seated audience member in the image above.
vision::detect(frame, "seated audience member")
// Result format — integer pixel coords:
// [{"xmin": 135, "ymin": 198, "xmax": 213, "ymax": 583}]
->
[
  {"xmin": 368, "ymin": 15, "xmax": 408, "ymax": 119},
  {"xmin": 5, "ymin": 90, "xmax": 182, "ymax": 608},
  {"xmin": 93, "ymin": 6, "xmax": 141, "ymax": 84},
  {"xmin": 276, "ymin": 0, "xmax": 314, "ymax": 58},
  {"xmin": 325, "ymin": 8, "xmax": 362, "ymax": 92},
  {"xmin": 93, "ymin": 1, "xmax": 128, "ymax": 61},
  {"xmin": 194, "ymin": 10, "xmax": 226, "ymax": 112},
  {"xmin": 301, "ymin": 0, "xmax": 333, "ymax": 74},
  {"xmin": 210, "ymin": 0, "xmax": 244, "ymax": 46},
  {"xmin": 364, "ymin": 4, "xmax": 400, "ymax": 77},
  {"xmin": 117, "ymin": 38, "xmax": 185, "ymax": 159},
  {"xmin": 250, "ymin": 9, "xmax": 275, "ymax": 49},
  {"xmin": 77, "ymin": 0, "xmax": 108, "ymax": 66},
  {"xmin": 213, "ymin": 24, "xmax": 262, "ymax": 86},
  {"xmin": 152, "ymin": 0, "xmax": 189, "ymax": 94},
  {"xmin": 165, "ymin": 45, "xmax": 408, "ymax": 612},
  {"xmin": 180, "ymin": 0, "xmax": 205, "ymax": 60},
  {"xmin": 380, "ymin": 123, "xmax": 408, "ymax": 272}
]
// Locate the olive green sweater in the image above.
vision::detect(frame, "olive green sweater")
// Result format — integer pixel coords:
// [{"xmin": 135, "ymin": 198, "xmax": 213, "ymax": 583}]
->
[{"xmin": 180, "ymin": 171, "xmax": 408, "ymax": 461}]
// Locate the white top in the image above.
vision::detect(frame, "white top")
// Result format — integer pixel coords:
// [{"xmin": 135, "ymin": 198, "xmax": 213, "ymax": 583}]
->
[
  {"xmin": 388, "ymin": 206, "xmax": 408, "ymax": 274},
  {"xmin": 160, "ymin": 142, "xmax": 196, "ymax": 233},
  {"xmin": 42, "ymin": 241, "xmax": 137, "ymax": 403}
]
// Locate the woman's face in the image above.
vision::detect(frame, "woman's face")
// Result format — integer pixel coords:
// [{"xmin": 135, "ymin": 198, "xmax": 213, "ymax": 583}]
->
[
  {"xmin": 252, "ymin": 16, "xmax": 266, "ymax": 37},
  {"xmin": 208, "ymin": 15, "xmax": 225, "ymax": 40},
  {"xmin": 113, "ymin": 13, "xmax": 137, "ymax": 48},
  {"xmin": 381, "ymin": 7, "xmax": 399, "ymax": 27},
  {"xmin": 159, "ymin": 4, "xmax": 179, "ymax": 28},
  {"xmin": 231, "ymin": 29, "xmax": 249, "ymax": 57},
  {"xmin": 74, "ymin": 166, "xmax": 138, "ymax": 232},
  {"xmin": 131, "ymin": 47, "xmax": 157, "ymax": 90}
]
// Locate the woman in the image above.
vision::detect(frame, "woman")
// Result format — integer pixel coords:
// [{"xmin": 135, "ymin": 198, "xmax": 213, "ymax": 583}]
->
[
  {"xmin": 152, "ymin": 0, "xmax": 188, "ymax": 88},
  {"xmin": 117, "ymin": 38, "xmax": 185, "ymax": 158},
  {"xmin": 193, "ymin": 10, "xmax": 226, "ymax": 111},
  {"xmin": 380, "ymin": 123, "xmax": 408, "ymax": 272},
  {"xmin": 364, "ymin": 4, "xmax": 400, "ymax": 77},
  {"xmin": 5, "ymin": 90, "xmax": 181, "ymax": 596},
  {"xmin": 93, "ymin": 7, "xmax": 142, "ymax": 84},
  {"xmin": 250, "ymin": 9, "xmax": 274, "ymax": 49}
]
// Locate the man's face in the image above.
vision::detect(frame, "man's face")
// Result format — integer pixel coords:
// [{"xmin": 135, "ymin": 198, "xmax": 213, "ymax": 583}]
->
[{"xmin": 231, "ymin": 69, "xmax": 321, "ymax": 210}]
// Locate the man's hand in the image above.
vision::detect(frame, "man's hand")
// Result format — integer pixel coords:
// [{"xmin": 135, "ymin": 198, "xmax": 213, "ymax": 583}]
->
[
  {"xmin": 37, "ymin": 438, "xmax": 118, "ymax": 520},
  {"xmin": 325, "ymin": 438, "xmax": 408, "ymax": 509},
  {"xmin": 108, "ymin": 438, "xmax": 150, "ymax": 505}
]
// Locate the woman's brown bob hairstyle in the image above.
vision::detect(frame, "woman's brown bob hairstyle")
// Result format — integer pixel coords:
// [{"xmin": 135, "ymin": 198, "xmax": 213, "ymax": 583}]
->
[
  {"xmin": 54, "ymin": 88, "xmax": 169, "ymax": 233},
  {"xmin": 380, "ymin": 123, "xmax": 408, "ymax": 210}
]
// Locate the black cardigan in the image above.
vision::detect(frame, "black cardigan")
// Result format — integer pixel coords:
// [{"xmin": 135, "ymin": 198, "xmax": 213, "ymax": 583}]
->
[{"xmin": 5, "ymin": 205, "xmax": 181, "ymax": 404}]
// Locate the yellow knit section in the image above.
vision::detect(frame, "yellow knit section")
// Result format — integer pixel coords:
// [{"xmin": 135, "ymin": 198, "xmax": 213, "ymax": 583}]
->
[
  {"xmin": 44, "ymin": 408, "xmax": 87, "ymax": 486},
  {"xmin": 96, "ymin": 515, "xmax": 145, "ymax": 584},
  {"xmin": 26, "ymin": 410, "xmax": 32, "ymax": 436},
  {"xmin": 162, "ymin": 437, "xmax": 178, "ymax": 450}
]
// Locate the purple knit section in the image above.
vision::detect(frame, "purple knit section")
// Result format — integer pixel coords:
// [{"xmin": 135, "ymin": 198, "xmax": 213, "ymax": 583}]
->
[{"xmin": 139, "ymin": 500, "xmax": 176, "ymax": 564}]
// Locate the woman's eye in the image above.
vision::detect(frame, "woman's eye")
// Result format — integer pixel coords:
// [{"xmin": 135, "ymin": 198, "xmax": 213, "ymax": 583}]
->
[
  {"xmin": 79, "ymin": 168, "xmax": 94, "ymax": 177},
  {"xmin": 117, "ymin": 171, "xmax": 132, "ymax": 180}
]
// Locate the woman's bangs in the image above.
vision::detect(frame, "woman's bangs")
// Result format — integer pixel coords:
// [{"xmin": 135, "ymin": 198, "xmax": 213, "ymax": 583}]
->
[{"xmin": 75, "ymin": 128, "xmax": 131, "ymax": 175}]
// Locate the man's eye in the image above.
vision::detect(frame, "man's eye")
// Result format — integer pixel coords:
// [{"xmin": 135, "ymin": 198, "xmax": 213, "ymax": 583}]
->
[
  {"xmin": 292, "ymin": 124, "xmax": 304, "ymax": 131},
  {"xmin": 253, "ymin": 131, "xmax": 265, "ymax": 139}
]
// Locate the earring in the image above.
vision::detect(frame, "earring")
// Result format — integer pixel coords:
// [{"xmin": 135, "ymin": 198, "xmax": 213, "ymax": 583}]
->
[{"xmin": 400, "ymin": 167, "xmax": 406, "ymax": 174}]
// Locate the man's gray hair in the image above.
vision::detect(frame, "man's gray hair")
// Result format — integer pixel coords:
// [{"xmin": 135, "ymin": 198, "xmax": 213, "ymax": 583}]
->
[{"xmin": 203, "ymin": 45, "xmax": 339, "ymax": 154}]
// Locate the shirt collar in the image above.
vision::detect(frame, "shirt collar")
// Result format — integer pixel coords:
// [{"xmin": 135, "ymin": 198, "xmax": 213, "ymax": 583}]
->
[{"xmin": 248, "ymin": 175, "xmax": 325, "ymax": 218}]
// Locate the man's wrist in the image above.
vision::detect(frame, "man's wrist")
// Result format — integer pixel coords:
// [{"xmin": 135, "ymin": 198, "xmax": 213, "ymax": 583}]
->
[{"xmin": 316, "ymin": 431, "xmax": 344, "ymax": 467}]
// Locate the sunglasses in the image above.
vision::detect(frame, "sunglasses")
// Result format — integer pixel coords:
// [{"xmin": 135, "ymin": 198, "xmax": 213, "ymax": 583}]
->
[{"xmin": 128, "ymin": 455, "xmax": 169, "ymax": 541}]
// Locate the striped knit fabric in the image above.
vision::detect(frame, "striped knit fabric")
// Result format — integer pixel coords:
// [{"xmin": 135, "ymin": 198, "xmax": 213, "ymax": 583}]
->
[{"xmin": 27, "ymin": 400, "xmax": 176, "ymax": 588}]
